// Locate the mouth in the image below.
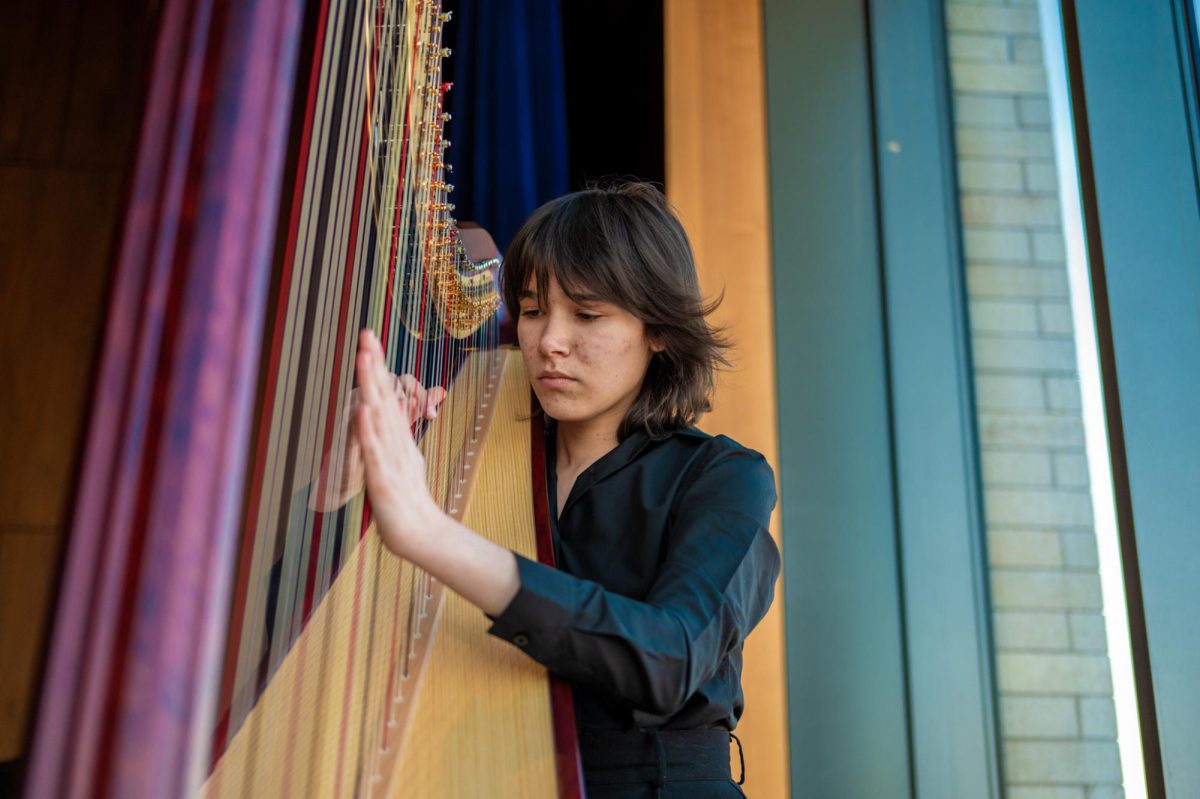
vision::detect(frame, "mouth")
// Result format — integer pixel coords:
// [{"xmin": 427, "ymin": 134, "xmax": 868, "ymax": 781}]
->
[{"xmin": 538, "ymin": 370, "xmax": 576, "ymax": 389}]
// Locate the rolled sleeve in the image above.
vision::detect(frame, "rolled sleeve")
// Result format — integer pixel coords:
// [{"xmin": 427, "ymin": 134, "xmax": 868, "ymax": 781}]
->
[{"xmin": 486, "ymin": 554, "xmax": 580, "ymax": 657}]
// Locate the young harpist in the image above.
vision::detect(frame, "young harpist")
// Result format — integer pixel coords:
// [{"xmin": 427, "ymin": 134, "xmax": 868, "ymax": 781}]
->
[{"xmin": 351, "ymin": 182, "xmax": 780, "ymax": 798}]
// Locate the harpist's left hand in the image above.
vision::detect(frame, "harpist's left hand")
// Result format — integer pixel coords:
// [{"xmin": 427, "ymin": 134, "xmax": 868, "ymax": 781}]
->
[
  {"xmin": 311, "ymin": 352, "xmax": 445, "ymax": 512},
  {"xmin": 353, "ymin": 329, "xmax": 521, "ymax": 616}
]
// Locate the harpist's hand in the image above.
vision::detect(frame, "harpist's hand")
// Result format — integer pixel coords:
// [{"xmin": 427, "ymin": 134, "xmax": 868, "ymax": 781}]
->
[
  {"xmin": 353, "ymin": 329, "xmax": 448, "ymax": 556},
  {"xmin": 351, "ymin": 328, "xmax": 520, "ymax": 614},
  {"xmin": 310, "ymin": 347, "xmax": 446, "ymax": 512}
]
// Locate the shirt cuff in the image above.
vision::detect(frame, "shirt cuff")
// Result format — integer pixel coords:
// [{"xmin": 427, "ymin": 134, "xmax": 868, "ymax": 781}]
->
[{"xmin": 485, "ymin": 553, "xmax": 577, "ymax": 657}]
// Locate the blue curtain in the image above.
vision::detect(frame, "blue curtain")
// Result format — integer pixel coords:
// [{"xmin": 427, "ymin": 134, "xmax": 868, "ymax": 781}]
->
[{"xmin": 447, "ymin": 0, "xmax": 568, "ymax": 252}]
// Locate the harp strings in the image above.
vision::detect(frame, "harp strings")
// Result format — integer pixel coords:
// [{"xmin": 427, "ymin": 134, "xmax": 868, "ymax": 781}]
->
[{"xmin": 211, "ymin": 0, "xmax": 500, "ymax": 794}]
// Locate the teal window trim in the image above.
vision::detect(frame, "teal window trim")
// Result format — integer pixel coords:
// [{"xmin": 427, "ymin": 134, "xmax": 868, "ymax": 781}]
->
[
  {"xmin": 764, "ymin": 0, "xmax": 912, "ymax": 794},
  {"xmin": 870, "ymin": 0, "xmax": 1004, "ymax": 796},
  {"xmin": 765, "ymin": 0, "xmax": 1001, "ymax": 795},
  {"xmin": 1061, "ymin": 1, "xmax": 1200, "ymax": 794}
]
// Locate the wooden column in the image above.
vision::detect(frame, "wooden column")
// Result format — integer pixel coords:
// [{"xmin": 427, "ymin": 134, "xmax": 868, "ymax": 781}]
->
[{"xmin": 664, "ymin": 3, "xmax": 788, "ymax": 796}]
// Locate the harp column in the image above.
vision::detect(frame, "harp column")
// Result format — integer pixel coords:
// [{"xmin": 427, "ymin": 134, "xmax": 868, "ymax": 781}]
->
[{"xmin": 664, "ymin": 3, "xmax": 788, "ymax": 798}]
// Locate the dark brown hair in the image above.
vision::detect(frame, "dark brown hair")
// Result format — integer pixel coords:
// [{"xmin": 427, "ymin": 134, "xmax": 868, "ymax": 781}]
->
[{"xmin": 501, "ymin": 181, "xmax": 730, "ymax": 440}]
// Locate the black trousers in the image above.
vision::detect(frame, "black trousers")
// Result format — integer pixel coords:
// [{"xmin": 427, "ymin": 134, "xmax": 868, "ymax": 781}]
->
[{"xmin": 579, "ymin": 729, "xmax": 747, "ymax": 798}]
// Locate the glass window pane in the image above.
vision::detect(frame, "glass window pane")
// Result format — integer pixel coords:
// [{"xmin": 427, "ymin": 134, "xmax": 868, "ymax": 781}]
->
[{"xmin": 943, "ymin": 1, "xmax": 1148, "ymax": 795}]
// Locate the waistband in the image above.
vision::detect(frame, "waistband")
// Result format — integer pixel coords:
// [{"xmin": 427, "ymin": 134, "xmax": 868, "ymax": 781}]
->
[{"xmin": 579, "ymin": 728, "xmax": 740, "ymax": 787}]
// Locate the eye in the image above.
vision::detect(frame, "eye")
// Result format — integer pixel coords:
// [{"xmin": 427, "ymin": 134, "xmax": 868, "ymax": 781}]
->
[
  {"xmin": 576, "ymin": 311, "xmax": 600, "ymax": 322},
  {"xmin": 519, "ymin": 307, "xmax": 542, "ymax": 318}
]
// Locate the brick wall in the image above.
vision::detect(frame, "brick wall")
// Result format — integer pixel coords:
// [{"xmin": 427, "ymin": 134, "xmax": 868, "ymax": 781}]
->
[{"xmin": 944, "ymin": 1, "xmax": 1125, "ymax": 797}]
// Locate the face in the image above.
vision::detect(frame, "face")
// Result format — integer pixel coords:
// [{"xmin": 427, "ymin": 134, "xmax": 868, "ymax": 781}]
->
[{"xmin": 517, "ymin": 275, "xmax": 660, "ymax": 434}]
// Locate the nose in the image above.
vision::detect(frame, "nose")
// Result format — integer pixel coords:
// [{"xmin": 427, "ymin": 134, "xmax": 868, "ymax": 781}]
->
[{"xmin": 538, "ymin": 311, "xmax": 570, "ymax": 358}]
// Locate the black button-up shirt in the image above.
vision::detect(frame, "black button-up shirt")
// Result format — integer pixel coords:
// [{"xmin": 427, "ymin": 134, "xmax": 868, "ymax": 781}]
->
[{"xmin": 487, "ymin": 421, "xmax": 781, "ymax": 733}]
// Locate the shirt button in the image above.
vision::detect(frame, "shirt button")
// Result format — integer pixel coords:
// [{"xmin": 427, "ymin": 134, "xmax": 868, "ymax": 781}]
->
[{"xmin": 513, "ymin": 633, "xmax": 530, "ymax": 647}]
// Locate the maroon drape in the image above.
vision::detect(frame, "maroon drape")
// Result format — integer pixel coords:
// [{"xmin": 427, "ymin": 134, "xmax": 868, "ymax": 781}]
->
[{"xmin": 25, "ymin": 0, "xmax": 303, "ymax": 795}]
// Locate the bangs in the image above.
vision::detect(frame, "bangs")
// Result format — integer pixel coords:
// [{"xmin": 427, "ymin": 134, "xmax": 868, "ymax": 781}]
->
[{"xmin": 502, "ymin": 192, "xmax": 643, "ymax": 313}]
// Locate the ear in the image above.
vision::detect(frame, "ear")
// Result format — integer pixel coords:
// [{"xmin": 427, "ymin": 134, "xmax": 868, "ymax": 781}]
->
[{"xmin": 648, "ymin": 334, "xmax": 666, "ymax": 354}]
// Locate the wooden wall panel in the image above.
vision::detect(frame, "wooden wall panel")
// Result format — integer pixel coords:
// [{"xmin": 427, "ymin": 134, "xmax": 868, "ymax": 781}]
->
[
  {"xmin": 0, "ymin": 0, "xmax": 157, "ymax": 765},
  {"xmin": 664, "ymin": 3, "xmax": 788, "ymax": 796},
  {"xmin": 0, "ymin": 530, "xmax": 61, "ymax": 762},
  {"xmin": 0, "ymin": 168, "xmax": 125, "ymax": 528}
]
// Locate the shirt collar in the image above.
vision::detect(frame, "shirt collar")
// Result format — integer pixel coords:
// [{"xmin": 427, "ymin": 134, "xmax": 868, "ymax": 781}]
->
[{"xmin": 544, "ymin": 416, "xmax": 706, "ymax": 517}]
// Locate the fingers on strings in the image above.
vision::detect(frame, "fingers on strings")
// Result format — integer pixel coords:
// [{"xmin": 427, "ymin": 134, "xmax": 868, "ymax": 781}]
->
[
  {"xmin": 357, "ymin": 329, "xmax": 445, "ymax": 421},
  {"xmin": 394, "ymin": 374, "xmax": 445, "ymax": 421},
  {"xmin": 355, "ymin": 331, "xmax": 408, "ymax": 444}
]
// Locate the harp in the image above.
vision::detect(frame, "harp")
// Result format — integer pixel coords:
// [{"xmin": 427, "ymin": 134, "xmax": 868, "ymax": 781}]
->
[{"xmin": 24, "ymin": 0, "xmax": 583, "ymax": 796}]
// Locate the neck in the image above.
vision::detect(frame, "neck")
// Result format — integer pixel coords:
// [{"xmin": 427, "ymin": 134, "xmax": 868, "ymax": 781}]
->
[{"xmin": 555, "ymin": 413, "xmax": 622, "ymax": 471}]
